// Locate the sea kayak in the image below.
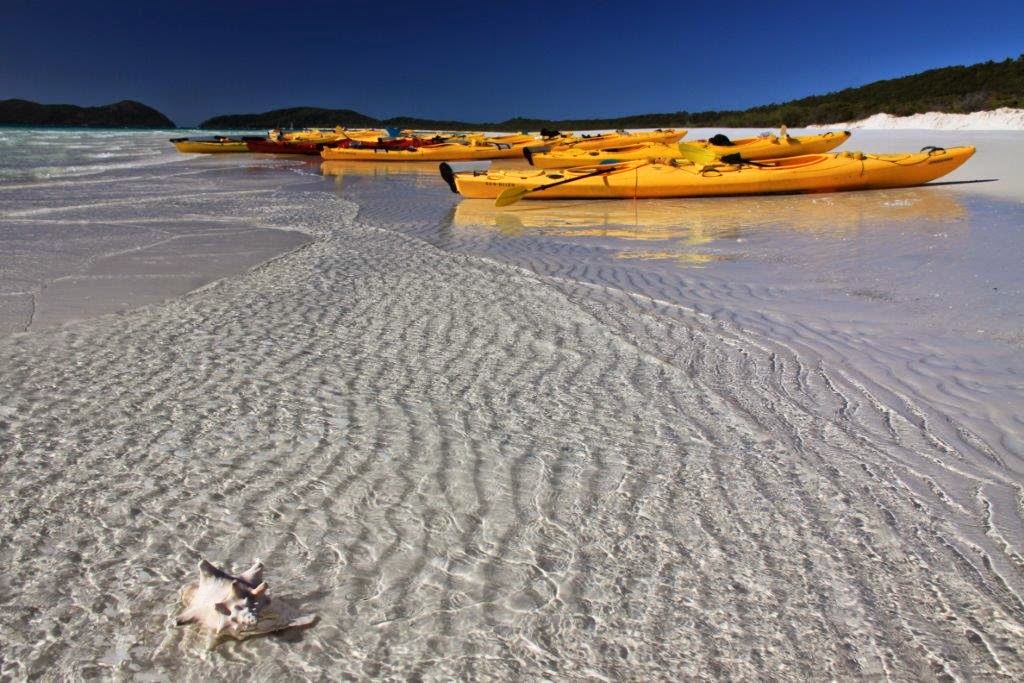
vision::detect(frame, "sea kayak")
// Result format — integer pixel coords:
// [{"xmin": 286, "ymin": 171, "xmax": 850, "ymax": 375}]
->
[
  {"xmin": 281, "ymin": 127, "xmax": 385, "ymax": 143},
  {"xmin": 442, "ymin": 146, "xmax": 975, "ymax": 200},
  {"xmin": 547, "ymin": 129, "xmax": 686, "ymax": 151},
  {"xmin": 321, "ymin": 138, "xmax": 539, "ymax": 162},
  {"xmin": 170, "ymin": 137, "xmax": 251, "ymax": 153},
  {"xmin": 526, "ymin": 131, "xmax": 851, "ymax": 168},
  {"xmin": 463, "ymin": 132, "xmax": 539, "ymax": 146},
  {"xmin": 255, "ymin": 135, "xmax": 434, "ymax": 155}
]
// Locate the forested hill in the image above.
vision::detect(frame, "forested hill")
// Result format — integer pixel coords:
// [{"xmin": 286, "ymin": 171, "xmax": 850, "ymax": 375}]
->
[
  {"xmin": 701, "ymin": 54, "xmax": 1024, "ymax": 128},
  {"xmin": 199, "ymin": 107, "xmax": 482, "ymax": 131},
  {"xmin": 201, "ymin": 55, "xmax": 1024, "ymax": 131},
  {"xmin": 0, "ymin": 99, "xmax": 175, "ymax": 127}
]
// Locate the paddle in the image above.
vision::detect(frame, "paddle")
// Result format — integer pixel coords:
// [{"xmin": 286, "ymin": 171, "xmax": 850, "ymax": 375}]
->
[
  {"xmin": 494, "ymin": 161, "xmax": 642, "ymax": 207},
  {"xmin": 439, "ymin": 163, "xmax": 458, "ymax": 193}
]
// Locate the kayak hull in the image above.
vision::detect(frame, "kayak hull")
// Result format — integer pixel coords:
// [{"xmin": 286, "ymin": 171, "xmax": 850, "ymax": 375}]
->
[
  {"xmin": 319, "ymin": 130, "xmax": 682, "ymax": 161},
  {"xmin": 528, "ymin": 131, "xmax": 852, "ymax": 168},
  {"xmin": 465, "ymin": 132, "xmax": 538, "ymax": 146},
  {"xmin": 549, "ymin": 129, "xmax": 685, "ymax": 151},
  {"xmin": 451, "ymin": 147, "xmax": 976, "ymax": 200},
  {"xmin": 321, "ymin": 141, "xmax": 535, "ymax": 162},
  {"xmin": 690, "ymin": 130, "xmax": 851, "ymax": 160},
  {"xmin": 282, "ymin": 128, "xmax": 384, "ymax": 143}
]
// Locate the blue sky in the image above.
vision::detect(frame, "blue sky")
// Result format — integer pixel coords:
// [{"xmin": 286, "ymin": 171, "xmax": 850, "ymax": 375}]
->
[{"xmin": 1, "ymin": 0, "xmax": 1021, "ymax": 126}]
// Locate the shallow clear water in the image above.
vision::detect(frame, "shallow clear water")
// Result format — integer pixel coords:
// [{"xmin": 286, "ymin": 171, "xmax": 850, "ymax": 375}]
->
[
  {"xmin": 1, "ymin": 129, "xmax": 1023, "ymax": 679},
  {"xmin": 0, "ymin": 128, "xmax": 310, "ymax": 334}
]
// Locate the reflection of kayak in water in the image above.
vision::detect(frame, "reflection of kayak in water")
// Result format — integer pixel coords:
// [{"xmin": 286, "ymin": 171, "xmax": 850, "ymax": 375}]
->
[
  {"xmin": 451, "ymin": 188, "xmax": 970, "ymax": 266},
  {"xmin": 451, "ymin": 187, "xmax": 969, "ymax": 240},
  {"xmin": 170, "ymin": 137, "xmax": 251, "ymax": 153},
  {"xmin": 320, "ymin": 159, "xmax": 455, "ymax": 178}
]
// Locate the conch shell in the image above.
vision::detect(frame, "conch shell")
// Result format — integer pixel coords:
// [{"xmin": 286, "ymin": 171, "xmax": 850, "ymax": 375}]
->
[{"xmin": 175, "ymin": 559, "xmax": 316, "ymax": 647}]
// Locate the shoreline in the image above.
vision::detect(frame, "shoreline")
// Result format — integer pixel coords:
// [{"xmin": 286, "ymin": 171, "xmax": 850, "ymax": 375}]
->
[
  {"xmin": 810, "ymin": 106, "xmax": 1024, "ymax": 130},
  {"xmin": 5, "ymin": 106, "xmax": 1024, "ymax": 134},
  {"xmin": 4, "ymin": 127, "xmax": 1022, "ymax": 336},
  {"xmin": 2, "ymin": 125, "xmax": 1021, "ymax": 335}
]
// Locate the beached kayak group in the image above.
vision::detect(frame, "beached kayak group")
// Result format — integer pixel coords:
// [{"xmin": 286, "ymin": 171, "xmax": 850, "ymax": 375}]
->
[{"xmin": 170, "ymin": 126, "xmax": 974, "ymax": 204}]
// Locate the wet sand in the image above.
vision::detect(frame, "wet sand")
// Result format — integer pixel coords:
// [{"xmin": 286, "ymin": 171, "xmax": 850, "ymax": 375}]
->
[
  {"xmin": 1, "ymin": 130, "xmax": 1023, "ymax": 679},
  {"xmin": 0, "ymin": 150, "xmax": 311, "ymax": 334},
  {"xmin": 1, "ymin": 220, "xmax": 309, "ymax": 333}
]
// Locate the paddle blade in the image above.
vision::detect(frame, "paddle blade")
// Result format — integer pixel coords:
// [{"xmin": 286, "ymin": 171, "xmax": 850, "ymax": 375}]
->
[
  {"xmin": 676, "ymin": 142, "xmax": 719, "ymax": 164},
  {"xmin": 494, "ymin": 186, "xmax": 530, "ymax": 207},
  {"xmin": 438, "ymin": 163, "xmax": 458, "ymax": 193}
]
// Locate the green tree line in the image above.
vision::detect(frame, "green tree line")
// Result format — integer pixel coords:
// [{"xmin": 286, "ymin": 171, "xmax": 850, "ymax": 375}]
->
[{"xmin": 200, "ymin": 55, "xmax": 1024, "ymax": 131}]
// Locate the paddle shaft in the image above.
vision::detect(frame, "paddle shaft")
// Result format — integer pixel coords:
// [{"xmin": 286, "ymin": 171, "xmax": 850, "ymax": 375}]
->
[
  {"xmin": 528, "ymin": 164, "xmax": 635, "ymax": 194},
  {"xmin": 493, "ymin": 161, "xmax": 647, "ymax": 206}
]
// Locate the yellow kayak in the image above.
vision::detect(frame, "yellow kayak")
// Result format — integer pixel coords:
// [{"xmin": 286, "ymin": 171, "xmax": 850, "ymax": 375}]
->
[
  {"xmin": 296, "ymin": 128, "xmax": 537, "ymax": 146},
  {"xmin": 548, "ymin": 129, "xmax": 685, "ymax": 151},
  {"xmin": 463, "ymin": 132, "xmax": 539, "ymax": 146},
  {"xmin": 321, "ymin": 138, "xmax": 538, "ymax": 162},
  {"xmin": 442, "ymin": 146, "xmax": 975, "ymax": 200},
  {"xmin": 527, "ymin": 131, "xmax": 851, "ymax": 168},
  {"xmin": 170, "ymin": 137, "xmax": 250, "ymax": 153},
  {"xmin": 282, "ymin": 127, "xmax": 384, "ymax": 143},
  {"xmin": 686, "ymin": 129, "xmax": 851, "ymax": 159}
]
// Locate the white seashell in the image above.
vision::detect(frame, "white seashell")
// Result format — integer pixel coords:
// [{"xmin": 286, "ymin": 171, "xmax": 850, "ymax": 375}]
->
[{"xmin": 175, "ymin": 559, "xmax": 316, "ymax": 647}]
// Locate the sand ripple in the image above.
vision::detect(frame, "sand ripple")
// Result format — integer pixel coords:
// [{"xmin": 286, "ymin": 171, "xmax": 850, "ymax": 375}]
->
[{"xmin": 1, "ymin": 160, "xmax": 1022, "ymax": 679}]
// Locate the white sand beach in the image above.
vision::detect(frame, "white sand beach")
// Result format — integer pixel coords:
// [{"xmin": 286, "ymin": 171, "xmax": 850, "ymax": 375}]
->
[
  {"xmin": 1, "ymin": 125, "xmax": 1022, "ymax": 679},
  {"xmin": 811, "ymin": 107, "xmax": 1024, "ymax": 130}
]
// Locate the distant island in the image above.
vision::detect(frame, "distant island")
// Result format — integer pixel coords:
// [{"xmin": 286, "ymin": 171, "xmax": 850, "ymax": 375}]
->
[
  {"xmin": 0, "ymin": 99, "xmax": 175, "ymax": 128},
  {"xmin": 202, "ymin": 55, "xmax": 1024, "ymax": 131}
]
